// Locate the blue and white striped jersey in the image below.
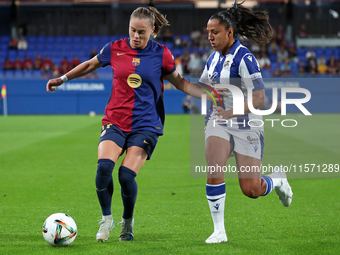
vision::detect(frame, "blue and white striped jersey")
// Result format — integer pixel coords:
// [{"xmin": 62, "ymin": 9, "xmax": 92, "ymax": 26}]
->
[{"xmin": 199, "ymin": 40, "xmax": 265, "ymax": 130}]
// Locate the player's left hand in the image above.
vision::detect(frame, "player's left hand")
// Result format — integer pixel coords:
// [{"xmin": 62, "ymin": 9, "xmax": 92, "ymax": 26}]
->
[
  {"xmin": 46, "ymin": 78, "xmax": 63, "ymax": 92},
  {"xmin": 211, "ymin": 88, "xmax": 227, "ymax": 103},
  {"xmin": 213, "ymin": 106, "xmax": 233, "ymax": 120}
]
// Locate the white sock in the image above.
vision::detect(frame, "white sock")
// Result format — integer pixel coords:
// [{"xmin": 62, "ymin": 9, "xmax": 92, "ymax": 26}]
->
[
  {"xmin": 206, "ymin": 182, "xmax": 226, "ymax": 232},
  {"xmin": 103, "ymin": 215, "xmax": 112, "ymax": 220}
]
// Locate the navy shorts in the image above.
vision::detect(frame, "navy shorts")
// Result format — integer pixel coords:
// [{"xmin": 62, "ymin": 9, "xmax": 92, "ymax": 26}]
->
[{"xmin": 99, "ymin": 124, "xmax": 159, "ymax": 160}]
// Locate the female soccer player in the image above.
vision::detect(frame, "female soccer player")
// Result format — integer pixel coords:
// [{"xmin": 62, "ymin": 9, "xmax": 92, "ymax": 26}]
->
[
  {"xmin": 46, "ymin": 6, "xmax": 206, "ymax": 242},
  {"xmin": 201, "ymin": 1, "xmax": 293, "ymax": 244}
]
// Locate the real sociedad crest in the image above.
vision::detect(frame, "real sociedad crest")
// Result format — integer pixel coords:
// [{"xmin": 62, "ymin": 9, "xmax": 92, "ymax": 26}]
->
[
  {"xmin": 132, "ymin": 58, "xmax": 140, "ymax": 66},
  {"xmin": 224, "ymin": 60, "xmax": 230, "ymax": 70}
]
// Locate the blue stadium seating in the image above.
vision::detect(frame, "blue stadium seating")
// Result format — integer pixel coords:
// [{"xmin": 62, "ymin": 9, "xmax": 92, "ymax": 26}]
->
[{"xmin": 1, "ymin": 35, "xmax": 340, "ymax": 77}]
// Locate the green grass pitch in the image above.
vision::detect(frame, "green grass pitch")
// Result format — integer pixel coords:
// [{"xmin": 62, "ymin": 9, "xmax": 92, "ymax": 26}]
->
[{"xmin": 0, "ymin": 114, "xmax": 339, "ymax": 254}]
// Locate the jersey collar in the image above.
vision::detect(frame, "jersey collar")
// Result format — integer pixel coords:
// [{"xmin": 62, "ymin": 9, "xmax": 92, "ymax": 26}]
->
[
  {"xmin": 126, "ymin": 38, "xmax": 152, "ymax": 52},
  {"xmin": 220, "ymin": 39, "xmax": 241, "ymax": 56}
]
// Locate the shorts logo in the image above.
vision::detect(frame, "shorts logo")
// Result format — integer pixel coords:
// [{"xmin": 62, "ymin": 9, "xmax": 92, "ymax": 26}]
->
[
  {"xmin": 132, "ymin": 58, "xmax": 140, "ymax": 66},
  {"xmin": 101, "ymin": 129, "xmax": 106, "ymax": 137},
  {"xmin": 143, "ymin": 140, "xmax": 150, "ymax": 145},
  {"xmin": 247, "ymin": 136, "xmax": 259, "ymax": 145},
  {"xmin": 247, "ymin": 136, "xmax": 259, "ymax": 152},
  {"xmin": 127, "ymin": 73, "xmax": 142, "ymax": 88}
]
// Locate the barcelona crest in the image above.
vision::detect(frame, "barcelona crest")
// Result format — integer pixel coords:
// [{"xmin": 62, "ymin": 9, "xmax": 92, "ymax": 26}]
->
[{"xmin": 132, "ymin": 58, "xmax": 140, "ymax": 66}]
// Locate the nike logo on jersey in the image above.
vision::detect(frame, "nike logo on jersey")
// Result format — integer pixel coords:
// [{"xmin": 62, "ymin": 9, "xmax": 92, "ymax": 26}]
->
[
  {"xmin": 247, "ymin": 55, "xmax": 253, "ymax": 62},
  {"xmin": 214, "ymin": 203, "xmax": 220, "ymax": 210},
  {"xmin": 117, "ymin": 53, "xmax": 126, "ymax": 56}
]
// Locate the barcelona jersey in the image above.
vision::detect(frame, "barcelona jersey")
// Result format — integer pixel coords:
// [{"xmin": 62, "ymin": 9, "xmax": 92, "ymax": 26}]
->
[{"xmin": 97, "ymin": 38, "xmax": 175, "ymax": 135}]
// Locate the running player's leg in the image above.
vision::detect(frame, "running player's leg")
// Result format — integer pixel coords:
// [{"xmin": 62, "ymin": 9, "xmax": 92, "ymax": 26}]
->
[
  {"xmin": 205, "ymin": 136, "xmax": 230, "ymax": 244},
  {"xmin": 117, "ymin": 146, "xmax": 148, "ymax": 241},
  {"xmin": 236, "ymin": 153, "xmax": 292, "ymax": 205},
  {"xmin": 96, "ymin": 124, "xmax": 126, "ymax": 242},
  {"xmin": 236, "ymin": 153, "xmax": 266, "ymax": 198},
  {"xmin": 96, "ymin": 140, "xmax": 123, "ymax": 241},
  {"xmin": 118, "ymin": 131, "xmax": 158, "ymax": 241}
]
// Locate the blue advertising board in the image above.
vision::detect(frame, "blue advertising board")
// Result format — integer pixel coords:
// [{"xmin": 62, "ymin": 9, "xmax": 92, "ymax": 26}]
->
[{"xmin": 0, "ymin": 77, "xmax": 339, "ymax": 115}]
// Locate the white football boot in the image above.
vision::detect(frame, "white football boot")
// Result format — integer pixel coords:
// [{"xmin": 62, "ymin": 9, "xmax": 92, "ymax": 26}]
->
[
  {"xmin": 275, "ymin": 169, "xmax": 293, "ymax": 207},
  {"xmin": 96, "ymin": 215, "xmax": 114, "ymax": 242},
  {"xmin": 205, "ymin": 230, "xmax": 228, "ymax": 244}
]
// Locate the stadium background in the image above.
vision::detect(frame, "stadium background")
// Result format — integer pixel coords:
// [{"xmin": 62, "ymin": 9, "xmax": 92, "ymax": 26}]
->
[
  {"xmin": 0, "ymin": 1, "xmax": 339, "ymax": 254},
  {"xmin": 1, "ymin": 0, "xmax": 340, "ymax": 115}
]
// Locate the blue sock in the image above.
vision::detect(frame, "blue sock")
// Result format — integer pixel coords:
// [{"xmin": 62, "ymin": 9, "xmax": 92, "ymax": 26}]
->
[
  {"xmin": 261, "ymin": 175, "xmax": 274, "ymax": 196},
  {"xmin": 96, "ymin": 159, "xmax": 115, "ymax": 216},
  {"xmin": 119, "ymin": 166, "xmax": 137, "ymax": 219}
]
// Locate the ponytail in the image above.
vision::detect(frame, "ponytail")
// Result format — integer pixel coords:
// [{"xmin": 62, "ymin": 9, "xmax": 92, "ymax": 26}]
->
[
  {"xmin": 130, "ymin": 6, "xmax": 170, "ymax": 38},
  {"xmin": 210, "ymin": 0, "xmax": 273, "ymax": 44}
]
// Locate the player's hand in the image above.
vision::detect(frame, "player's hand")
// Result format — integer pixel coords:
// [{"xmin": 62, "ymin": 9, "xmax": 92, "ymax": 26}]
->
[
  {"xmin": 213, "ymin": 106, "xmax": 233, "ymax": 120},
  {"xmin": 212, "ymin": 88, "xmax": 227, "ymax": 102},
  {"xmin": 46, "ymin": 78, "xmax": 63, "ymax": 92}
]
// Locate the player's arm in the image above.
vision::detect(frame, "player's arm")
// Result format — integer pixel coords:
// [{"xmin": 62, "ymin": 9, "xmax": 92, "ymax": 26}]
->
[
  {"xmin": 164, "ymin": 70, "xmax": 209, "ymax": 99},
  {"xmin": 213, "ymin": 88, "xmax": 265, "ymax": 119},
  {"xmin": 46, "ymin": 56, "xmax": 101, "ymax": 92}
]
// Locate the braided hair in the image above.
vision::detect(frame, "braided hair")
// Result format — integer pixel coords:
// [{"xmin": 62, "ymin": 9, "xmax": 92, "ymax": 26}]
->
[{"xmin": 209, "ymin": 0, "xmax": 273, "ymax": 44}]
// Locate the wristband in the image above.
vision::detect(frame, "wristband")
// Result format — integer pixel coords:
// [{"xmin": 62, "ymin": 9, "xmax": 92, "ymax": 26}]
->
[{"xmin": 60, "ymin": 75, "xmax": 68, "ymax": 83}]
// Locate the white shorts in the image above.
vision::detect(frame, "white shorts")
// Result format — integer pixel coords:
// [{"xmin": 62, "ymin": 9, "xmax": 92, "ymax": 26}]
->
[{"xmin": 205, "ymin": 119, "xmax": 264, "ymax": 160}]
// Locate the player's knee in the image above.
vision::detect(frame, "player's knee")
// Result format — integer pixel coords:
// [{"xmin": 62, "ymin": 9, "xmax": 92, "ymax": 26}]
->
[
  {"xmin": 241, "ymin": 185, "xmax": 261, "ymax": 199},
  {"xmin": 96, "ymin": 159, "xmax": 115, "ymax": 189},
  {"xmin": 119, "ymin": 166, "xmax": 137, "ymax": 196},
  {"xmin": 118, "ymin": 166, "xmax": 137, "ymax": 185}
]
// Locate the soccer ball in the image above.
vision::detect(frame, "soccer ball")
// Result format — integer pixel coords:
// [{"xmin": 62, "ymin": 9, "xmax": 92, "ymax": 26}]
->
[{"xmin": 42, "ymin": 213, "xmax": 77, "ymax": 247}]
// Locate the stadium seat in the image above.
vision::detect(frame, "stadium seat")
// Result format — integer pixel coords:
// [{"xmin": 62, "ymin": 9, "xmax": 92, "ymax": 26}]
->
[
  {"xmin": 5, "ymin": 70, "xmax": 16, "ymax": 78},
  {"xmin": 23, "ymin": 70, "xmax": 32, "ymax": 78},
  {"xmin": 46, "ymin": 36, "xmax": 55, "ymax": 44},
  {"xmin": 314, "ymin": 48, "xmax": 324, "ymax": 57},
  {"xmin": 0, "ymin": 44, "xmax": 8, "ymax": 51},
  {"xmin": 261, "ymin": 69, "xmax": 271, "ymax": 78},
  {"xmin": 73, "ymin": 36, "xmax": 82, "ymax": 44},
  {"xmin": 55, "ymin": 37, "xmax": 64, "ymax": 44},
  {"xmin": 180, "ymin": 35, "xmax": 191, "ymax": 42},
  {"xmin": 32, "ymin": 70, "xmax": 42, "ymax": 77},
  {"xmin": 269, "ymin": 54, "xmax": 277, "ymax": 63}
]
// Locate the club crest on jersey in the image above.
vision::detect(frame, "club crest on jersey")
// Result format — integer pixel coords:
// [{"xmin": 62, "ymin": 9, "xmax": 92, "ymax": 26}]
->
[
  {"xmin": 132, "ymin": 58, "xmax": 140, "ymax": 66},
  {"xmin": 224, "ymin": 60, "xmax": 230, "ymax": 70}
]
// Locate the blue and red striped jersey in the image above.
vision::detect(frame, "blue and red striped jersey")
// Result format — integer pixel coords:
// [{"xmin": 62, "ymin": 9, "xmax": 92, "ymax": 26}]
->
[{"xmin": 97, "ymin": 38, "xmax": 176, "ymax": 135}]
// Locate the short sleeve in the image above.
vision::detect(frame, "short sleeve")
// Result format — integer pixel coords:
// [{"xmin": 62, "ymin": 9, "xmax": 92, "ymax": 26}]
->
[
  {"xmin": 199, "ymin": 52, "xmax": 216, "ymax": 85},
  {"xmin": 162, "ymin": 46, "xmax": 176, "ymax": 75},
  {"xmin": 239, "ymin": 53, "xmax": 265, "ymax": 91},
  {"xmin": 97, "ymin": 42, "xmax": 112, "ymax": 67},
  {"xmin": 199, "ymin": 65, "xmax": 210, "ymax": 85}
]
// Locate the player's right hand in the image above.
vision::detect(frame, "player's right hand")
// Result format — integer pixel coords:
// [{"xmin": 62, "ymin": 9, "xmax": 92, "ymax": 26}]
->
[{"xmin": 46, "ymin": 78, "xmax": 63, "ymax": 92}]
